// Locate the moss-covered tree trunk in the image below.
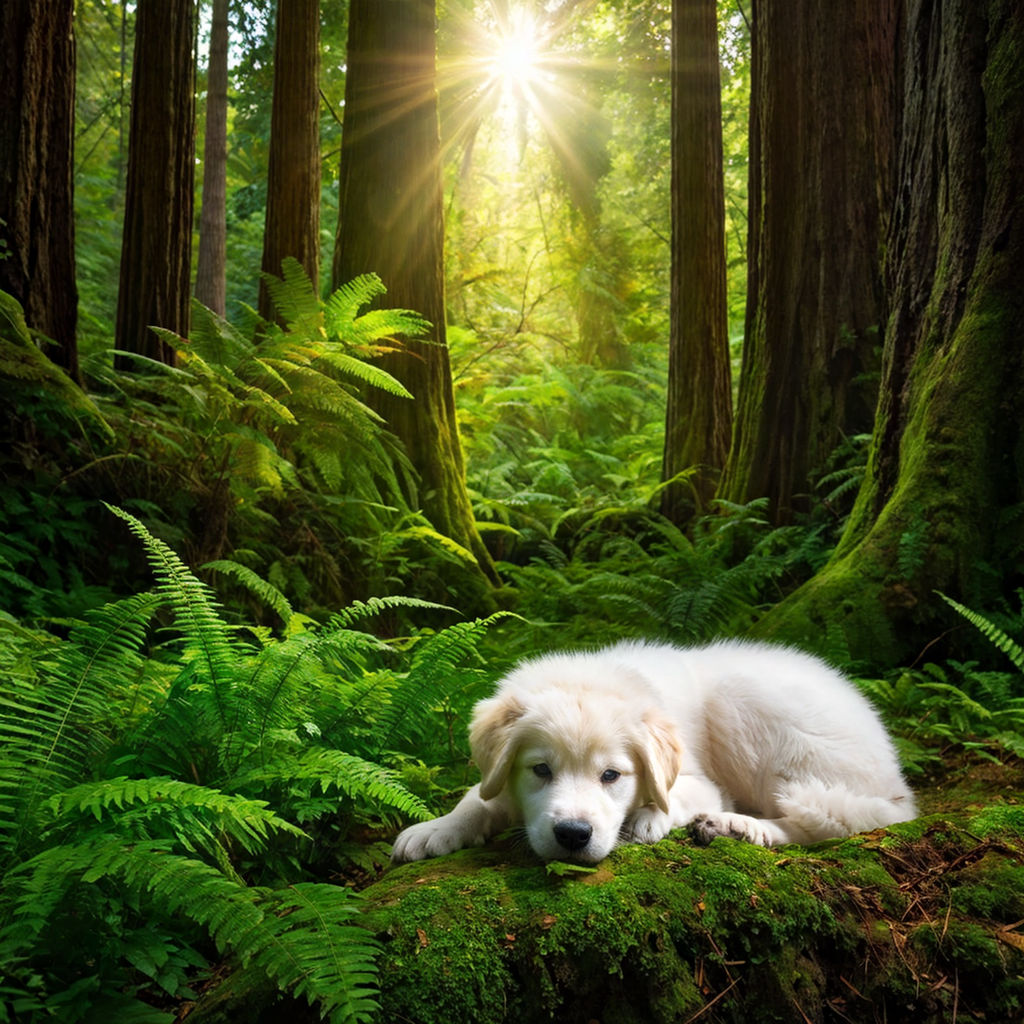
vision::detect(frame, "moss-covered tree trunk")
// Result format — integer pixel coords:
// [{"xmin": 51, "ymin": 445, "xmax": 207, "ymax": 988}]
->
[
  {"xmin": 258, "ymin": 0, "xmax": 320, "ymax": 321},
  {"xmin": 115, "ymin": 0, "xmax": 195, "ymax": 367},
  {"xmin": 754, "ymin": 0, "xmax": 1024, "ymax": 665},
  {"xmin": 333, "ymin": 0, "xmax": 499, "ymax": 586},
  {"xmin": 660, "ymin": 0, "xmax": 732, "ymax": 522},
  {"xmin": 0, "ymin": 0, "xmax": 79, "ymax": 381},
  {"xmin": 717, "ymin": 0, "xmax": 898, "ymax": 521}
]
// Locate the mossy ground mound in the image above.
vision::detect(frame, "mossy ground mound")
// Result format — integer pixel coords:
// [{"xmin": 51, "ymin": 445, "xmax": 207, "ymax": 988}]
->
[{"xmin": 184, "ymin": 760, "xmax": 1024, "ymax": 1024}]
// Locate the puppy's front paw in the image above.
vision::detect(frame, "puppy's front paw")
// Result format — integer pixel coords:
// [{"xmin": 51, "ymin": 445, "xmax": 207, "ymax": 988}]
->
[
  {"xmin": 689, "ymin": 812, "xmax": 775, "ymax": 847},
  {"xmin": 626, "ymin": 805, "xmax": 673, "ymax": 844},
  {"xmin": 391, "ymin": 818, "xmax": 483, "ymax": 863}
]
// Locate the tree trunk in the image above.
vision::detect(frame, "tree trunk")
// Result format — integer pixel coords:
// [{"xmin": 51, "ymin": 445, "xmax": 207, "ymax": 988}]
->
[
  {"xmin": 333, "ymin": 0, "xmax": 499, "ymax": 586},
  {"xmin": 258, "ymin": 0, "xmax": 320, "ymax": 321},
  {"xmin": 660, "ymin": 0, "xmax": 732, "ymax": 522},
  {"xmin": 754, "ymin": 0, "xmax": 1024, "ymax": 666},
  {"xmin": 195, "ymin": 0, "xmax": 229, "ymax": 315},
  {"xmin": 0, "ymin": 0, "xmax": 79, "ymax": 381},
  {"xmin": 717, "ymin": 0, "xmax": 898, "ymax": 521},
  {"xmin": 115, "ymin": 0, "xmax": 196, "ymax": 366}
]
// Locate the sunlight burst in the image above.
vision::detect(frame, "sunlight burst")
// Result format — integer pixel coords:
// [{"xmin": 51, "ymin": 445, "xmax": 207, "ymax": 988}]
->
[{"xmin": 487, "ymin": 12, "xmax": 542, "ymax": 90}]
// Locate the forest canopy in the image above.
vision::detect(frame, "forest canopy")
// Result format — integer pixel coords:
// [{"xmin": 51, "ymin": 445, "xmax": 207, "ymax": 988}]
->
[{"xmin": 0, "ymin": 0, "xmax": 1022, "ymax": 1021}]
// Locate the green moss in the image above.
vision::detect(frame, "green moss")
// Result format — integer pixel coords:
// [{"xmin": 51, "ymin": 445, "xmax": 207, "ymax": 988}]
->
[
  {"xmin": 185, "ymin": 806, "xmax": 1024, "ymax": 1024},
  {"xmin": 355, "ymin": 810, "xmax": 1024, "ymax": 1024}
]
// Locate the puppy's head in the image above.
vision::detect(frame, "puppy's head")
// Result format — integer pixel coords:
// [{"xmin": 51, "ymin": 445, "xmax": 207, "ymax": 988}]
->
[{"xmin": 468, "ymin": 668, "xmax": 684, "ymax": 863}]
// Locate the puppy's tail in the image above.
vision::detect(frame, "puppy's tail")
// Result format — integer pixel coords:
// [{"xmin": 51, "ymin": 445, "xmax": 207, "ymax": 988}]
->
[{"xmin": 775, "ymin": 782, "xmax": 917, "ymax": 842}]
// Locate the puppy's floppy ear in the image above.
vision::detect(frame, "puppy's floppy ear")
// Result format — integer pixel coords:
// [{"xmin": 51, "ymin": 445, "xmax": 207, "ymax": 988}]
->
[
  {"xmin": 634, "ymin": 711, "xmax": 684, "ymax": 814},
  {"xmin": 469, "ymin": 692, "xmax": 526, "ymax": 800}
]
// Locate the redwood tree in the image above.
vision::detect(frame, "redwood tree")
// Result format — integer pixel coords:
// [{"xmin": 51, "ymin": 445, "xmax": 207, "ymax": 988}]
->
[
  {"xmin": 659, "ymin": 0, "xmax": 732, "ymax": 522},
  {"xmin": 258, "ymin": 0, "xmax": 320, "ymax": 321},
  {"xmin": 756, "ymin": 0, "xmax": 1024, "ymax": 665},
  {"xmin": 195, "ymin": 0, "xmax": 230, "ymax": 315},
  {"xmin": 115, "ymin": 0, "xmax": 196, "ymax": 365},
  {"xmin": 0, "ymin": 0, "xmax": 79, "ymax": 380},
  {"xmin": 717, "ymin": 0, "xmax": 899, "ymax": 521},
  {"xmin": 334, "ymin": 0, "xmax": 498, "ymax": 585}
]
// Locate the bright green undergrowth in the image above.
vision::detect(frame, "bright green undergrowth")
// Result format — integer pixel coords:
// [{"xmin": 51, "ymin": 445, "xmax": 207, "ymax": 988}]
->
[{"xmin": 0, "ymin": 506, "xmax": 513, "ymax": 1024}]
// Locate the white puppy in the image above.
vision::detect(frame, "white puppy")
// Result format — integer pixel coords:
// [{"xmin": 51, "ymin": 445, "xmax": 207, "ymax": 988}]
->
[{"xmin": 392, "ymin": 640, "xmax": 916, "ymax": 864}]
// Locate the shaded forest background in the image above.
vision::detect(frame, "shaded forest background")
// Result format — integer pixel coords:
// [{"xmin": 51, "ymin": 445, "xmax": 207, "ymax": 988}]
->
[{"xmin": 0, "ymin": 1, "xmax": 1022, "ymax": 1021}]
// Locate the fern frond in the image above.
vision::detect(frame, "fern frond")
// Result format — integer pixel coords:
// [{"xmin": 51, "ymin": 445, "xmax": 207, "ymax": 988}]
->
[
  {"xmin": 235, "ymin": 748, "xmax": 432, "ymax": 822},
  {"xmin": 104, "ymin": 505, "xmax": 242, "ymax": 717},
  {"xmin": 3, "ymin": 839, "xmax": 379, "ymax": 1023},
  {"xmin": 0, "ymin": 591, "xmax": 164, "ymax": 857},
  {"xmin": 374, "ymin": 613, "xmax": 519, "ymax": 755},
  {"xmin": 937, "ymin": 592, "xmax": 1024, "ymax": 672},
  {"xmin": 44, "ymin": 777, "xmax": 308, "ymax": 854},
  {"xmin": 323, "ymin": 273, "xmax": 388, "ymax": 327},
  {"xmin": 324, "ymin": 596, "xmax": 455, "ymax": 630},
  {"xmin": 204, "ymin": 560, "xmax": 294, "ymax": 625},
  {"xmin": 263, "ymin": 257, "xmax": 322, "ymax": 328},
  {"xmin": 244, "ymin": 883, "xmax": 380, "ymax": 1024},
  {"xmin": 188, "ymin": 299, "xmax": 253, "ymax": 367},
  {"xmin": 314, "ymin": 350, "xmax": 413, "ymax": 399}
]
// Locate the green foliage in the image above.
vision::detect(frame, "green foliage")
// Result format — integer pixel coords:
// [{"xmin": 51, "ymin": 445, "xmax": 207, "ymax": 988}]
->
[
  {"xmin": 858, "ymin": 649, "xmax": 1024, "ymax": 774},
  {"xmin": 938, "ymin": 591, "xmax": 1024, "ymax": 673},
  {"xmin": 0, "ymin": 507, "xmax": 512, "ymax": 1023}
]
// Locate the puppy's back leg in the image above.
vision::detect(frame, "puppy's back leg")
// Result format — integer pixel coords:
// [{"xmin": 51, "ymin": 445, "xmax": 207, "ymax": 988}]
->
[{"xmin": 691, "ymin": 782, "xmax": 916, "ymax": 848}]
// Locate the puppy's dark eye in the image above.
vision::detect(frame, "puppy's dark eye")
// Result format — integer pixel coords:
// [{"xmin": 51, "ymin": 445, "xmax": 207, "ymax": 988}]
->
[
  {"xmin": 532, "ymin": 763, "xmax": 552, "ymax": 778},
  {"xmin": 600, "ymin": 769, "xmax": 620, "ymax": 783}
]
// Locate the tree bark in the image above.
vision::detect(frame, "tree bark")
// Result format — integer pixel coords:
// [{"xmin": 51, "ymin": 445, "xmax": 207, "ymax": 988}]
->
[
  {"xmin": 258, "ymin": 0, "xmax": 321, "ymax": 321},
  {"xmin": 115, "ymin": 0, "xmax": 196, "ymax": 366},
  {"xmin": 718, "ymin": 0, "xmax": 899, "ymax": 521},
  {"xmin": 195, "ymin": 0, "xmax": 230, "ymax": 315},
  {"xmin": 754, "ymin": 0, "xmax": 1024, "ymax": 666},
  {"xmin": 0, "ymin": 0, "xmax": 79, "ymax": 381},
  {"xmin": 333, "ymin": 0, "xmax": 499, "ymax": 586},
  {"xmin": 660, "ymin": 0, "xmax": 732, "ymax": 522}
]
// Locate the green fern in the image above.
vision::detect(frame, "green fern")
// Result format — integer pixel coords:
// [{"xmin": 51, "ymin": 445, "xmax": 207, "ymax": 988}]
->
[
  {"xmin": 204, "ymin": 559, "xmax": 295, "ymax": 625},
  {"xmin": 0, "ymin": 591, "xmax": 163, "ymax": 859},
  {"xmin": 938, "ymin": 592, "xmax": 1024, "ymax": 672},
  {"xmin": 2, "ymin": 839, "xmax": 379, "ymax": 1023},
  {"xmin": 44, "ymin": 777, "xmax": 308, "ymax": 854},
  {"xmin": 234, "ymin": 748, "xmax": 433, "ymax": 823},
  {"xmin": 372, "ymin": 612, "xmax": 519, "ymax": 757}
]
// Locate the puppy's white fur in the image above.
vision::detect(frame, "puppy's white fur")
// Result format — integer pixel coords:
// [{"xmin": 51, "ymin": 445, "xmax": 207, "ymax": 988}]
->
[{"xmin": 392, "ymin": 640, "xmax": 916, "ymax": 864}]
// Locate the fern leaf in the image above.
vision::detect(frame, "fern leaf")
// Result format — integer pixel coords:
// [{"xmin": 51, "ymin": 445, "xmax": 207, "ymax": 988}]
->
[
  {"xmin": 261, "ymin": 257, "xmax": 322, "ymax": 329},
  {"xmin": 324, "ymin": 596, "xmax": 455, "ymax": 630},
  {"xmin": 204, "ymin": 560, "xmax": 294, "ymax": 625},
  {"xmin": 44, "ymin": 777, "xmax": 308, "ymax": 853},
  {"xmin": 323, "ymin": 273, "xmax": 388, "ymax": 327},
  {"xmin": 937, "ymin": 592, "xmax": 1024, "ymax": 672},
  {"xmin": 235, "ymin": 748, "xmax": 431, "ymax": 822},
  {"xmin": 4, "ymin": 840, "xmax": 379, "ymax": 1023},
  {"xmin": 314, "ymin": 350, "xmax": 413, "ymax": 399},
  {"xmin": 188, "ymin": 299, "xmax": 253, "ymax": 367},
  {"xmin": 104, "ymin": 505, "xmax": 242, "ymax": 719},
  {"xmin": 0, "ymin": 591, "xmax": 163, "ymax": 857}
]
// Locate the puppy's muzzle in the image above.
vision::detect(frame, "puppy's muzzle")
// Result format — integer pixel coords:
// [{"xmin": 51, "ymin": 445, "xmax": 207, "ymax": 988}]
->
[{"xmin": 553, "ymin": 819, "xmax": 593, "ymax": 853}]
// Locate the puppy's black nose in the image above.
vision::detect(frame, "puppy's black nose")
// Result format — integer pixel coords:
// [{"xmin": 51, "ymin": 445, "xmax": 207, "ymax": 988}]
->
[{"xmin": 553, "ymin": 819, "xmax": 593, "ymax": 852}]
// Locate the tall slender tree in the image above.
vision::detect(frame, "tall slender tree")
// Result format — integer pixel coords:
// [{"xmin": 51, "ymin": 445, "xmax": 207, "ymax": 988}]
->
[
  {"xmin": 718, "ymin": 0, "xmax": 898, "ymax": 521},
  {"xmin": 757, "ymin": 0, "xmax": 1024, "ymax": 665},
  {"xmin": 195, "ymin": 0, "xmax": 230, "ymax": 315},
  {"xmin": 115, "ymin": 0, "xmax": 196, "ymax": 365},
  {"xmin": 258, "ymin": 0, "xmax": 320, "ymax": 321},
  {"xmin": 660, "ymin": 0, "xmax": 732, "ymax": 522},
  {"xmin": 0, "ymin": 0, "xmax": 79, "ymax": 380},
  {"xmin": 334, "ymin": 0, "xmax": 499, "ymax": 586}
]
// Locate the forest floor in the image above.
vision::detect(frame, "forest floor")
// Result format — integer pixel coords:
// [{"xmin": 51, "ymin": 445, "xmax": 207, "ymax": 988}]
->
[{"xmin": 182, "ymin": 749, "xmax": 1024, "ymax": 1024}]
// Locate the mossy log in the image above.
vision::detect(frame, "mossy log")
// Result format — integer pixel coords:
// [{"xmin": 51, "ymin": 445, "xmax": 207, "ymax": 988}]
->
[{"xmin": 186, "ymin": 798, "xmax": 1024, "ymax": 1024}]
